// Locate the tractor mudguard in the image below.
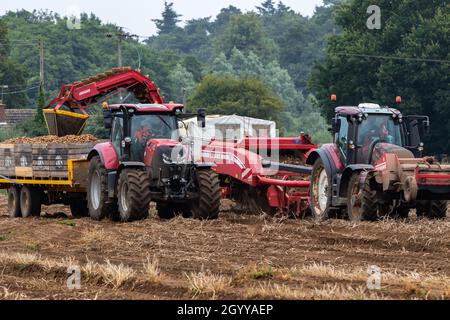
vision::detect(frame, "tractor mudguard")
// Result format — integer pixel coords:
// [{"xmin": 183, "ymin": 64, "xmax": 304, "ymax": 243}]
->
[
  {"xmin": 339, "ymin": 164, "xmax": 374, "ymax": 197},
  {"xmin": 88, "ymin": 142, "xmax": 119, "ymax": 170},
  {"xmin": 306, "ymin": 147, "xmax": 338, "ymax": 179}
]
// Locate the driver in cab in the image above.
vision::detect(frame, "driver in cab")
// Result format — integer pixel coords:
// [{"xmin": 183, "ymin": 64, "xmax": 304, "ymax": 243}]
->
[{"xmin": 360, "ymin": 118, "xmax": 393, "ymax": 156}]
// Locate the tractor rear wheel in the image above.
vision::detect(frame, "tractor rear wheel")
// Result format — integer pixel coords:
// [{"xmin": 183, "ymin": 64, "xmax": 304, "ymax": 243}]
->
[
  {"xmin": 20, "ymin": 186, "xmax": 42, "ymax": 218},
  {"xmin": 8, "ymin": 186, "xmax": 22, "ymax": 218},
  {"xmin": 310, "ymin": 158, "xmax": 333, "ymax": 220},
  {"xmin": 70, "ymin": 199, "xmax": 89, "ymax": 218},
  {"xmin": 347, "ymin": 173, "xmax": 364, "ymax": 221},
  {"xmin": 192, "ymin": 169, "xmax": 221, "ymax": 220},
  {"xmin": 360, "ymin": 177, "xmax": 379, "ymax": 221},
  {"xmin": 416, "ymin": 200, "xmax": 448, "ymax": 219},
  {"xmin": 87, "ymin": 156, "xmax": 117, "ymax": 221},
  {"xmin": 117, "ymin": 170, "xmax": 151, "ymax": 222}
]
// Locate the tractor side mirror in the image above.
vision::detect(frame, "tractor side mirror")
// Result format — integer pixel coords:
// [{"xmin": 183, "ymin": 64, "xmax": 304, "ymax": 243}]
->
[
  {"xmin": 197, "ymin": 108, "xmax": 206, "ymax": 128},
  {"xmin": 103, "ymin": 109, "xmax": 113, "ymax": 129}
]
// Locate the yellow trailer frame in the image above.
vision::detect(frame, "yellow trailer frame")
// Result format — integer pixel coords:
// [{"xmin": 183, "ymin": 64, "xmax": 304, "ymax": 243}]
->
[{"xmin": 0, "ymin": 159, "xmax": 90, "ymax": 192}]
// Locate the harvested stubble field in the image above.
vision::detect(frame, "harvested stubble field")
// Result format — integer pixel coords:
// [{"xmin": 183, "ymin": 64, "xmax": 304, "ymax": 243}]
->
[{"xmin": 0, "ymin": 196, "xmax": 448, "ymax": 300}]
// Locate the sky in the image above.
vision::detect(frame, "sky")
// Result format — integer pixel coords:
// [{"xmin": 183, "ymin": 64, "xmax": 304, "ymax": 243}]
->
[{"xmin": 0, "ymin": 0, "xmax": 324, "ymax": 36}]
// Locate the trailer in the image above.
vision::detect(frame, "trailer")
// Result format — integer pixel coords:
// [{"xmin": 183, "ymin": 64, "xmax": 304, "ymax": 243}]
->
[{"xmin": 0, "ymin": 141, "xmax": 95, "ymax": 218}]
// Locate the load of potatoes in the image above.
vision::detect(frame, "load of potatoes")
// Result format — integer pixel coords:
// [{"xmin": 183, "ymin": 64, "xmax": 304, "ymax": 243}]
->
[{"xmin": 3, "ymin": 134, "xmax": 98, "ymax": 144}]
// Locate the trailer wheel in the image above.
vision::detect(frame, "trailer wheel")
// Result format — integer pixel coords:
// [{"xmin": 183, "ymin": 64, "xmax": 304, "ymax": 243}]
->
[
  {"xmin": 416, "ymin": 200, "xmax": 447, "ymax": 219},
  {"xmin": 70, "ymin": 199, "xmax": 89, "ymax": 218},
  {"xmin": 192, "ymin": 169, "xmax": 221, "ymax": 220},
  {"xmin": 20, "ymin": 186, "xmax": 42, "ymax": 218},
  {"xmin": 8, "ymin": 186, "xmax": 22, "ymax": 218},
  {"xmin": 87, "ymin": 156, "xmax": 117, "ymax": 220},
  {"xmin": 360, "ymin": 177, "xmax": 379, "ymax": 221},
  {"xmin": 310, "ymin": 158, "xmax": 333, "ymax": 220},
  {"xmin": 347, "ymin": 173, "xmax": 364, "ymax": 221},
  {"xmin": 117, "ymin": 169, "xmax": 151, "ymax": 222}
]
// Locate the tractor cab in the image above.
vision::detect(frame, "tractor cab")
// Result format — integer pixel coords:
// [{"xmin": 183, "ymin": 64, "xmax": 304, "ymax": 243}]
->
[
  {"xmin": 103, "ymin": 103, "xmax": 206, "ymax": 163},
  {"xmin": 103, "ymin": 104, "xmax": 184, "ymax": 162},
  {"xmin": 332, "ymin": 102, "xmax": 429, "ymax": 165}
]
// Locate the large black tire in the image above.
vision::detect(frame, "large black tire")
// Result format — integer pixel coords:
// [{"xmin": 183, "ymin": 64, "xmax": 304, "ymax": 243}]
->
[
  {"xmin": 69, "ymin": 199, "xmax": 89, "ymax": 218},
  {"xmin": 8, "ymin": 186, "xmax": 21, "ymax": 218},
  {"xmin": 416, "ymin": 200, "xmax": 447, "ymax": 219},
  {"xmin": 191, "ymin": 169, "xmax": 221, "ymax": 220},
  {"xmin": 360, "ymin": 177, "xmax": 379, "ymax": 221},
  {"xmin": 20, "ymin": 186, "xmax": 42, "ymax": 218},
  {"xmin": 347, "ymin": 173, "xmax": 364, "ymax": 221},
  {"xmin": 87, "ymin": 156, "xmax": 117, "ymax": 220},
  {"xmin": 156, "ymin": 202, "xmax": 191, "ymax": 220},
  {"xmin": 117, "ymin": 169, "xmax": 151, "ymax": 222},
  {"xmin": 310, "ymin": 158, "xmax": 333, "ymax": 220}
]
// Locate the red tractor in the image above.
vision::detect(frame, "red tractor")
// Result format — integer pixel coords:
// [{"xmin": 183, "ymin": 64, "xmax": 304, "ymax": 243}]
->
[
  {"xmin": 86, "ymin": 103, "xmax": 221, "ymax": 222},
  {"xmin": 307, "ymin": 99, "xmax": 450, "ymax": 221},
  {"xmin": 43, "ymin": 68, "xmax": 221, "ymax": 222}
]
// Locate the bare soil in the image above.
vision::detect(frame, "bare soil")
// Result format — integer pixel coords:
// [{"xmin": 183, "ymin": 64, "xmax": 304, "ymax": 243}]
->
[{"xmin": 0, "ymin": 196, "xmax": 448, "ymax": 300}]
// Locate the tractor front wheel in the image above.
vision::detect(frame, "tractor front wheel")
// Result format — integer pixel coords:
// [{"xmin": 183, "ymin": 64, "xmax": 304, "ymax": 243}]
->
[
  {"xmin": 191, "ymin": 169, "xmax": 221, "ymax": 220},
  {"xmin": 117, "ymin": 170, "xmax": 151, "ymax": 222},
  {"xmin": 310, "ymin": 158, "xmax": 333, "ymax": 220}
]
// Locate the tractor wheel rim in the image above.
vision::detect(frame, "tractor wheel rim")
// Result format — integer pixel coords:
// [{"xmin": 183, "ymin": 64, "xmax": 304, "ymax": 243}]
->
[
  {"xmin": 120, "ymin": 182, "xmax": 129, "ymax": 212},
  {"xmin": 90, "ymin": 171, "xmax": 101, "ymax": 210},
  {"xmin": 317, "ymin": 169, "xmax": 328, "ymax": 211}
]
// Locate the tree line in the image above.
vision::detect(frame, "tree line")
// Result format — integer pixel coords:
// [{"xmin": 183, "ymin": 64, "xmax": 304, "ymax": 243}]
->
[{"xmin": 0, "ymin": 0, "xmax": 448, "ymax": 154}]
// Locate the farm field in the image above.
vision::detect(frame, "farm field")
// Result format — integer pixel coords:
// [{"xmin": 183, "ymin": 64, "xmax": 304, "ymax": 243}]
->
[{"xmin": 0, "ymin": 195, "xmax": 448, "ymax": 300}]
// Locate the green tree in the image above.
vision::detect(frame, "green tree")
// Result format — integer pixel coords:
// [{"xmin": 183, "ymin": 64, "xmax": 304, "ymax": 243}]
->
[
  {"xmin": 309, "ymin": 0, "xmax": 450, "ymax": 154},
  {"xmin": 188, "ymin": 74, "xmax": 283, "ymax": 122},
  {"xmin": 168, "ymin": 63, "xmax": 196, "ymax": 104},
  {"xmin": 210, "ymin": 48, "xmax": 306, "ymax": 114},
  {"xmin": 152, "ymin": 1, "xmax": 181, "ymax": 35},
  {"xmin": 256, "ymin": 0, "xmax": 276, "ymax": 16},
  {"xmin": 214, "ymin": 13, "xmax": 278, "ymax": 62},
  {"xmin": 0, "ymin": 18, "xmax": 28, "ymax": 107},
  {"xmin": 34, "ymin": 85, "xmax": 46, "ymax": 126}
]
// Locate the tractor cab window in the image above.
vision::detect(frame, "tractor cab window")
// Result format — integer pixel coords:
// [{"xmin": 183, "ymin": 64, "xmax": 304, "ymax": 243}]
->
[
  {"xmin": 357, "ymin": 115, "xmax": 402, "ymax": 163},
  {"xmin": 337, "ymin": 116, "xmax": 349, "ymax": 161},
  {"xmin": 111, "ymin": 116, "xmax": 124, "ymax": 159},
  {"xmin": 130, "ymin": 114, "xmax": 179, "ymax": 161}
]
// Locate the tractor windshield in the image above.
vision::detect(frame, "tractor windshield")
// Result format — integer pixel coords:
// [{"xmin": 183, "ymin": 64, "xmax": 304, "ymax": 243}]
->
[
  {"xmin": 356, "ymin": 114, "xmax": 403, "ymax": 164},
  {"xmin": 131, "ymin": 114, "xmax": 179, "ymax": 141},
  {"xmin": 358, "ymin": 114, "xmax": 402, "ymax": 150},
  {"xmin": 130, "ymin": 113, "xmax": 179, "ymax": 162}
]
